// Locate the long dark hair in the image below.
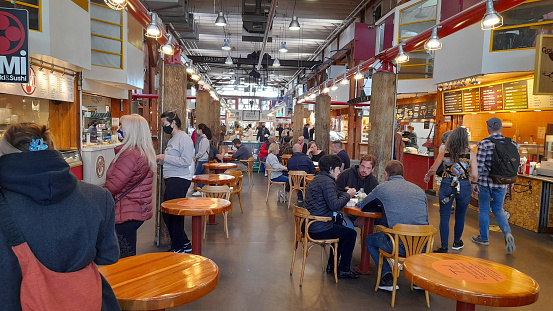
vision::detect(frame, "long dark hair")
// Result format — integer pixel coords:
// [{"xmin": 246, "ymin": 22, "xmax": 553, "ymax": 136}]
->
[
  {"xmin": 445, "ymin": 127, "xmax": 469, "ymax": 163},
  {"xmin": 160, "ymin": 111, "xmax": 181, "ymax": 128},
  {"xmin": 198, "ymin": 123, "xmax": 212, "ymax": 140}
]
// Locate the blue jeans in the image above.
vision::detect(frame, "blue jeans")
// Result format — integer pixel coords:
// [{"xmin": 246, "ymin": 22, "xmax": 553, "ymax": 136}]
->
[
  {"xmin": 438, "ymin": 179, "xmax": 471, "ymax": 249},
  {"xmin": 478, "ymin": 186, "xmax": 511, "ymax": 241},
  {"xmin": 366, "ymin": 232, "xmax": 406, "ymax": 276},
  {"xmin": 271, "ymin": 174, "xmax": 290, "ymax": 192},
  {"xmin": 194, "ymin": 160, "xmax": 207, "ymax": 188}
]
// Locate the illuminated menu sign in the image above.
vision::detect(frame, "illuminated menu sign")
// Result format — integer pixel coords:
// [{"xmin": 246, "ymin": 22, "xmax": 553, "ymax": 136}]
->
[
  {"xmin": 462, "ymin": 88, "xmax": 480, "ymax": 112},
  {"xmin": 503, "ymin": 80, "xmax": 528, "ymax": 110},
  {"xmin": 443, "ymin": 91, "xmax": 463, "ymax": 114},
  {"xmin": 480, "ymin": 84, "xmax": 503, "ymax": 111},
  {"xmin": 396, "ymin": 101, "xmax": 436, "ymax": 120}
]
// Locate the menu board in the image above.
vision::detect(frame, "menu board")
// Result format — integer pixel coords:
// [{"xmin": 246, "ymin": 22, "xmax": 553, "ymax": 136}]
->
[
  {"xmin": 462, "ymin": 88, "xmax": 480, "ymax": 112},
  {"xmin": 527, "ymin": 79, "xmax": 553, "ymax": 109},
  {"xmin": 503, "ymin": 80, "xmax": 528, "ymax": 110},
  {"xmin": 396, "ymin": 101, "xmax": 436, "ymax": 120},
  {"xmin": 480, "ymin": 84, "xmax": 503, "ymax": 111},
  {"xmin": 419, "ymin": 101, "xmax": 436, "ymax": 119},
  {"xmin": 443, "ymin": 91, "xmax": 463, "ymax": 114}
]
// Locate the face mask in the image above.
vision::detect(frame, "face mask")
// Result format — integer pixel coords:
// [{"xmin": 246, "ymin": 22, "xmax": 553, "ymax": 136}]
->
[{"xmin": 163, "ymin": 125, "xmax": 173, "ymax": 135}]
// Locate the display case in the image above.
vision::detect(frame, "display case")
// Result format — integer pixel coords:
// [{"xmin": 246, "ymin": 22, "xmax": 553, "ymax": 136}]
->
[
  {"xmin": 519, "ymin": 144, "xmax": 544, "ymax": 162},
  {"xmin": 361, "ymin": 117, "xmax": 370, "ymax": 143}
]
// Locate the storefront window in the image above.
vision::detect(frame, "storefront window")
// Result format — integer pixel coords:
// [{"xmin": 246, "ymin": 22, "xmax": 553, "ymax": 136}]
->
[
  {"xmin": 90, "ymin": 0, "xmax": 123, "ymax": 69},
  {"xmin": 0, "ymin": 0, "xmax": 40, "ymax": 31}
]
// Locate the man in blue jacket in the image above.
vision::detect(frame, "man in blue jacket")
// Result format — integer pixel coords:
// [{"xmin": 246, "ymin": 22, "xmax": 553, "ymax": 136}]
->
[{"xmin": 287, "ymin": 144, "xmax": 316, "ymax": 204}]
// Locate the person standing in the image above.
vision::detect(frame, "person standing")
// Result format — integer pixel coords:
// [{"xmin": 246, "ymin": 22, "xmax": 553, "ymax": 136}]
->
[
  {"xmin": 157, "ymin": 111, "xmax": 194, "ymax": 253},
  {"xmin": 88, "ymin": 119, "xmax": 98, "ymax": 142},
  {"xmin": 472, "ymin": 117, "xmax": 516, "ymax": 253},
  {"xmin": 303, "ymin": 124, "xmax": 309, "ymax": 141},
  {"xmin": 402, "ymin": 125, "xmax": 418, "ymax": 148},
  {"xmin": 309, "ymin": 125, "xmax": 315, "ymax": 141},
  {"xmin": 330, "ymin": 140, "xmax": 350, "ymax": 171},
  {"xmin": 104, "ymin": 114, "xmax": 155, "ymax": 258},
  {"xmin": 424, "ymin": 127, "xmax": 478, "ymax": 253},
  {"xmin": 192, "ymin": 123, "xmax": 211, "ymax": 195},
  {"xmin": 276, "ymin": 124, "xmax": 284, "ymax": 139}
]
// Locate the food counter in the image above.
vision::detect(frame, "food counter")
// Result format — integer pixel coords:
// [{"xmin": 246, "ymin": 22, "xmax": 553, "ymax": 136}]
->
[
  {"xmin": 59, "ymin": 149, "xmax": 83, "ymax": 181},
  {"xmin": 81, "ymin": 143, "xmax": 120, "ymax": 186},
  {"xmin": 403, "ymin": 152, "xmax": 434, "ymax": 190}
]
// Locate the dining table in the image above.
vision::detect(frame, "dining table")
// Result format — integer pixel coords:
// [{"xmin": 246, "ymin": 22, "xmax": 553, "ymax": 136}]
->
[
  {"xmin": 202, "ymin": 162, "xmax": 237, "ymax": 173},
  {"xmin": 161, "ymin": 197, "xmax": 231, "ymax": 255},
  {"xmin": 342, "ymin": 205, "xmax": 382, "ymax": 274},
  {"xmin": 98, "ymin": 252, "xmax": 219, "ymax": 311},
  {"xmin": 403, "ymin": 253, "xmax": 540, "ymax": 311}
]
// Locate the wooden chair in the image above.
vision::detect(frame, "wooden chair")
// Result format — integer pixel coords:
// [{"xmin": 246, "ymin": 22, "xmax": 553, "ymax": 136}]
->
[
  {"xmin": 290, "ymin": 206, "xmax": 339, "ymax": 287},
  {"xmin": 287, "ymin": 171, "xmax": 308, "ymax": 209},
  {"xmin": 223, "ymin": 170, "xmax": 243, "ymax": 217},
  {"xmin": 199, "ymin": 185, "xmax": 231, "ymax": 239},
  {"xmin": 374, "ymin": 224, "xmax": 437, "ymax": 308},
  {"xmin": 265, "ymin": 168, "xmax": 287, "ymax": 203},
  {"xmin": 240, "ymin": 157, "xmax": 254, "ymax": 186},
  {"xmin": 258, "ymin": 160, "xmax": 266, "ymax": 174}
]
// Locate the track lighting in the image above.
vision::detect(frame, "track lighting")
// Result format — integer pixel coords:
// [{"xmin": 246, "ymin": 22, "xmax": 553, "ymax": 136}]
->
[
  {"xmin": 229, "ymin": 68, "xmax": 235, "ymax": 75},
  {"xmin": 215, "ymin": 11, "xmax": 227, "ymax": 27},
  {"xmin": 424, "ymin": 26, "xmax": 442, "ymax": 51},
  {"xmin": 481, "ymin": 0, "xmax": 503, "ymax": 30},
  {"xmin": 186, "ymin": 66, "xmax": 195, "ymax": 74}
]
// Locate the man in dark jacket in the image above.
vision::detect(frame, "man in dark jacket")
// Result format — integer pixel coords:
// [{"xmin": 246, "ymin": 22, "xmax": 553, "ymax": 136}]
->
[
  {"xmin": 330, "ymin": 141, "xmax": 350, "ymax": 170},
  {"xmin": 276, "ymin": 124, "xmax": 284, "ymax": 139},
  {"xmin": 303, "ymin": 124, "xmax": 309, "ymax": 141},
  {"xmin": 304, "ymin": 155, "xmax": 358, "ymax": 279},
  {"xmin": 287, "ymin": 144, "xmax": 316, "ymax": 203},
  {"xmin": 336, "ymin": 154, "xmax": 379, "ymax": 193},
  {"xmin": 257, "ymin": 123, "xmax": 270, "ymax": 142}
]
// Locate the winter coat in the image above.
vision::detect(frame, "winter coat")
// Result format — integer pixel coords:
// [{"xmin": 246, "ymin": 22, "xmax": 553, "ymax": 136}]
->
[
  {"xmin": 259, "ymin": 142, "xmax": 269, "ymax": 160},
  {"xmin": 304, "ymin": 172, "xmax": 351, "ymax": 233},
  {"xmin": 336, "ymin": 165, "xmax": 379, "ymax": 193},
  {"xmin": 104, "ymin": 145, "xmax": 154, "ymax": 224},
  {"xmin": 0, "ymin": 150, "xmax": 120, "ymax": 310},
  {"xmin": 287, "ymin": 152, "xmax": 316, "ymax": 175}
]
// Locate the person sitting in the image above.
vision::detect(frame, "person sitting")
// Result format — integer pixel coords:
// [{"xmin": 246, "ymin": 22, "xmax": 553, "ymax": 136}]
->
[
  {"xmin": 304, "ymin": 155, "xmax": 358, "ymax": 279},
  {"xmin": 259, "ymin": 135, "xmax": 275, "ymax": 162},
  {"xmin": 297, "ymin": 136, "xmax": 308, "ymax": 154},
  {"xmin": 359, "ymin": 160, "xmax": 429, "ymax": 291},
  {"xmin": 330, "ymin": 141, "xmax": 350, "ymax": 170},
  {"xmin": 287, "ymin": 143, "xmax": 316, "ymax": 204},
  {"xmin": 266, "ymin": 142, "xmax": 289, "ymax": 202},
  {"xmin": 209, "ymin": 142, "xmax": 224, "ymax": 162},
  {"xmin": 306, "ymin": 141, "xmax": 326, "ymax": 162},
  {"xmin": 230, "ymin": 138, "xmax": 252, "ymax": 171},
  {"xmin": 279, "ymin": 136, "xmax": 293, "ymax": 156}
]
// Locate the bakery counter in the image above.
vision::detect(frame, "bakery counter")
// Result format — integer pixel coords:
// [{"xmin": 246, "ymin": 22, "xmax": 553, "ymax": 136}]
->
[{"xmin": 403, "ymin": 153, "xmax": 434, "ymax": 190}]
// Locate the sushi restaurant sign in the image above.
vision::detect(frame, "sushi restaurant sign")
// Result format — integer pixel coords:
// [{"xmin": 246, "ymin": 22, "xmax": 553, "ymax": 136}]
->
[{"xmin": 0, "ymin": 8, "xmax": 29, "ymax": 83}]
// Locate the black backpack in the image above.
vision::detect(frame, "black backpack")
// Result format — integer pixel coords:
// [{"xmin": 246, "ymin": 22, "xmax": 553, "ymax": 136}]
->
[{"xmin": 485, "ymin": 137, "xmax": 519, "ymax": 184}]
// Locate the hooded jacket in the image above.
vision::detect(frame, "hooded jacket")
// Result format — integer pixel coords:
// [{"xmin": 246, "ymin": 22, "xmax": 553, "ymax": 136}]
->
[
  {"xmin": 104, "ymin": 145, "xmax": 154, "ymax": 224},
  {"xmin": 0, "ymin": 150, "xmax": 120, "ymax": 310}
]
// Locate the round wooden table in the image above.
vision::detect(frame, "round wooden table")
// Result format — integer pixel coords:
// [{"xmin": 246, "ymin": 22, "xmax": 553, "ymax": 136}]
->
[
  {"xmin": 203, "ymin": 162, "xmax": 237, "ymax": 173},
  {"xmin": 403, "ymin": 253, "xmax": 539, "ymax": 311},
  {"xmin": 306, "ymin": 175, "xmax": 315, "ymax": 183},
  {"xmin": 98, "ymin": 253, "xmax": 219, "ymax": 311},
  {"xmin": 192, "ymin": 174, "xmax": 235, "ymax": 186},
  {"xmin": 222, "ymin": 155, "xmax": 233, "ymax": 162},
  {"xmin": 342, "ymin": 206, "xmax": 382, "ymax": 274},
  {"xmin": 281, "ymin": 154, "xmax": 292, "ymax": 165},
  {"xmin": 162, "ymin": 198, "xmax": 231, "ymax": 255}
]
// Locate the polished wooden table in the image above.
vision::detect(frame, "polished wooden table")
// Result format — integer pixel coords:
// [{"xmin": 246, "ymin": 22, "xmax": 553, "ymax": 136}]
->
[
  {"xmin": 403, "ymin": 253, "xmax": 539, "ymax": 311},
  {"xmin": 191, "ymin": 174, "xmax": 235, "ymax": 224},
  {"xmin": 162, "ymin": 198, "xmax": 231, "ymax": 255},
  {"xmin": 306, "ymin": 175, "xmax": 314, "ymax": 183},
  {"xmin": 98, "ymin": 253, "xmax": 219, "ymax": 311},
  {"xmin": 342, "ymin": 206, "xmax": 382, "ymax": 274},
  {"xmin": 203, "ymin": 162, "xmax": 237, "ymax": 173},
  {"xmin": 222, "ymin": 155, "xmax": 233, "ymax": 162},
  {"xmin": 281, "ymin": 154, "xmax": 292, "ymax": 165}
]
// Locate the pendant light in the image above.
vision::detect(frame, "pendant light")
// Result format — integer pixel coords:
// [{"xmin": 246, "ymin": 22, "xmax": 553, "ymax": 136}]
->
[
  {"xmin": 145, "ymin": 12, "xmax": 161, "ymax": 38},
  {"xmin": 222, "ymin": 39, "xmax": 231, "ymax": 50},
  {"xmin": 323, "ymin": 82, "xmax": 329, "ymax": 93},
  {"xmin": 229, "ymin": 68, "xmax": 235, "ymax": 75},
  {"xmin": 161, "ymin": 34, "xmax": 174, "ymax": 55},
  {"xmin": 424, "ymin": 26, "xmax": 442, "ymax": 50},
  {"xmin": 289, "ymin": 16, "xmax": 300, "ymax": 31},
  {"xmin": 481, "ymin": 0, "xmax": 503, "ymax": 30},
  {"xmin": 279, "ymin": 42, "xmax": 288, "ymax": 53},
  {"xmin": 331, "ymin": 80, "xmax": 338, "ymax": 91},
  {"xmin": 225, "ymin": 56, "xmax": 233, "ymax": 65},
  {"xmin": 215, "ymin": 11, "xmax": 227, "ymax": 26},
  {"xmin": 186, "ymin": 66, "xmax": 195, "ymax": 74},
  {"xmin": 396, "ymin": 44, "xmax": 409, "ymax": 64},
  {"xmin": 354, "ymin": 66, "xmax": 363, "ymax": 79},
  {"xmin": 273, "ymin": 58, "xmax": 281, "ymax": 67},
  {"xmin": 340, "ymin": 73, "xmax": 349, "ymax": 85},
  {"xmin": 104, "ymin": 0, "xmax": 127, "ymax": 10},
  {"xmin": 191, "ymin": 73, "xmax": 200, "ymax": 81}
]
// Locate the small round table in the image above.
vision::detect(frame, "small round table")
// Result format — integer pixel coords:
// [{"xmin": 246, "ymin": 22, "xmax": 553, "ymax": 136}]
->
[
  {"xmin": 98, "ymin": 252, "xmax": 219, "ymax": 311},
  {"xmin": 281, "ymin": 154, "xmax": 292, "ymax": 165},
  {"xmin": 203, "ymin": 162, "xmax": 237, "ymax": 173},
  {"xmin": 222, "ymin": 155, "xmax": 233, "ymax": 162},
  {"xmin": 306, "ymin": 175, "xmax": 315, "ymax": 184},
  {"xmin": 192, "ymin": 174, "xmax": 235, "ymax": 224},
  {"xmin": 342, "ymin": 206, "xmax": 382, "ymax": 274},
  {"xmin": 403, "ymin": 253, "xmax": 540, "ymax": 311},
  {"xmin": 162, "ymin": 197, "xmax": 231, "ymax": 255}
]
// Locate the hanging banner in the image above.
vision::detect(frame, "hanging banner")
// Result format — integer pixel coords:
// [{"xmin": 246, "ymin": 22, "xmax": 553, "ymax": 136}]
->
[
  {"xmin": 0, "ymin": 8, "xmax": 29, "ymax": 83},
  {"xmin": 534, "ymin": 34, "xmax": 553, "ymax": 95}
]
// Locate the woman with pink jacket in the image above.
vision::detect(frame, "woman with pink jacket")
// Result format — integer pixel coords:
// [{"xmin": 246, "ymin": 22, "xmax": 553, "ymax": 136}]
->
[{"xmin": 104, "ymin": 114, "xmax": 156, "ymax": 258}]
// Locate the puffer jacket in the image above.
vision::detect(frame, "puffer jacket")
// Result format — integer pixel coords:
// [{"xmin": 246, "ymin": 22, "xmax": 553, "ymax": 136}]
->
[
  {"xmin": 104, "ymin": 145, "xmax": 154, "ymax": 224},
  {"xmin": 304, "ymin": 172, "xmax": 351, "ymax": 233}
]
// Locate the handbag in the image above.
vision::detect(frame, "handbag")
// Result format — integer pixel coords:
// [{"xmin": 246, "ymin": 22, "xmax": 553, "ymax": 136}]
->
[
  {"xmin": 0, "ymin": 192, "xmax": 102, "ymax": 311},
  {"xmin": 114, "ymin": 172, "xmax": 149, "ymax": 204}
]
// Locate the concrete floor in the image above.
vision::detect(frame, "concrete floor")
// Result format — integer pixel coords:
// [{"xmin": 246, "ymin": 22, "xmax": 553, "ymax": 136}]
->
[{"xmin": 136, "ymin": 173, "xmax": 553, "ymax": 311}]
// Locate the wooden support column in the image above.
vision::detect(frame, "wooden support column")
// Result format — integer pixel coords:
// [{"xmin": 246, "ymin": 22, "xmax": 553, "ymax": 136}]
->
[
  {"xmin": 315, "ymin": 95, "xmax": 331, "ymax": 154},
  {"xmin": 368, "ymin": 67, "xmax": 396, "ymax": 182},
  {"xmin": 293, "ymin": 104, "xmax": 303, "ymax": 143},
  {"xmin": 196, "ymin": 92, "xmax": 220, "ymax": 146}
]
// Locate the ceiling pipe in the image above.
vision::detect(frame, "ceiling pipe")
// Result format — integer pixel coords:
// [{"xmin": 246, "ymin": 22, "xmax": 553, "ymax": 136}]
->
[{"xmin": 256, "ymin": 0, "xmax": 279, "ymax": 71}]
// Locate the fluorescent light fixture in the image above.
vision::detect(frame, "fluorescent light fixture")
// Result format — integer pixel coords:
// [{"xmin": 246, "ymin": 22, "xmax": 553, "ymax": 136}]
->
[
  {"xmin": 355, "ymin": 66, "xmax": 363, "ymax": 80},
  {"xmin": 104, "ymin": 0, "xmax": 127, "ymax": 10},
  {"xmin": 222, "ymin": 39, "xmax": 231, "ymax": 50},
  {"xmin": 279, "ymin": 42, "xmax": 288, "ymax": 53},
  {"xmin": 161, "ymin": 34, "xmax": 174, "ymax": 55},
  {"xmin": 146, "ymin": 13, "xmax": 161, "ymax": 38},
  {"xmin": 289, "ymin": 16, "xmax": 300, "ymax": 30},
  {"xmin": 424, "ymin": 26, "xmax": 442, "ymax": 51},
  {"xmin": 481, "ymin": 0, "xmax": 503, "ymax": 30},
  {"xmin": 225, "ymin": 56, "xmax": 233, "ymax": 65},
  {"xmin": 215, "ymin": 11, "xmax": 227, "ymax": 26},
  {"xmin": 396, "ymin": 44, "xmax": 409, "ymax": 63},
  {"xmin": 340, "ymin": 73, "xmax": 349, "ymax": 85},
  {"xmin": 273, "ymin": 58, "xmax": 281, "ymax": 67}
]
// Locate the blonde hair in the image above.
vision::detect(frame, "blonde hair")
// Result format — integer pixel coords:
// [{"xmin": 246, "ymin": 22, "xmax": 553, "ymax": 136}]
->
[
  {"xmin": 114, "ymin": 114, "xmax": 157, "ymax": 171},
  {"xmin": 268, "ymin": 142, "xmax": 280, "ymax": 155}
]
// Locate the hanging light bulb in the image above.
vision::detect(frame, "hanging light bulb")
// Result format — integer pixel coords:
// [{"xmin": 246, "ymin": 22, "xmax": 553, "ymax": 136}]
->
[
  {"xmin": 340, "ymin": 73, "xmax": 349, "ymax": 85},
  {"xmin": 225, "ymin": 56, "xmax": 233, "ymax": 65},
  {"xmin": 396, "ymin": 44, "xmax": 409, "ymax": 63},
  {"xmin": 161, "ymin": 34, "xmax": 174, "ymax": 55},
  {"xmin": 424, "ymin": 26, "xmax": 442, "ymax": 51},
  {"xmin": 273, "ymin": 58, "xmax": 281, "ymax": 67},
  {"xmin": 279, "ymin": 42, "xmax": 288, "ymax": 53},
  {"xmin": 289, "ymin": 16, "xmax": 300, "ymax": 31},
  {"xmin": 355, "ymin": 66, "xmax": 363, "ymax": 79},
  {"xmin": 222, "ymin": 39, "xmax": 231, "ymax": 51},
  {"xmin": 481, "ymin": 0, "xmax": 503, "ymax": 30},
  {"xmin": 215, "ymin": 11, "xmax": 227, "ymax": 26},
  {"xmin": 146, "ymin": 12, "xmax": 161, "ymax": 38},
  {"xmin": 104, "ymin": 0, "xmax": 127, "ymax": 10}
]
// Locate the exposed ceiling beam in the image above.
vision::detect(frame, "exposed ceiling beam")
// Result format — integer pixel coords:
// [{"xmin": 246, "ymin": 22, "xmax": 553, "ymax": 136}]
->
[{"xmin": 188, "ymin": 56, "xmax": 319, "ymax": 68}]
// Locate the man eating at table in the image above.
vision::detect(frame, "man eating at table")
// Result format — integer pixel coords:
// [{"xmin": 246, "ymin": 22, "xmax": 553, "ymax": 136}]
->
[
  {"xmin": 287, "ymin": 143, "xmax": 316, "ymax": 205},
  {"xmin": 230, "ymin": 138, "xmax": 252, "ymax": 170}
]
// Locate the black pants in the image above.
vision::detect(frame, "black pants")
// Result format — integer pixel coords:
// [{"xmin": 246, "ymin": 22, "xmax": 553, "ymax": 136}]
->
[
  {"xmin": 310, "ymin": 224, "xmax": 357, "ymax": 272},
  {"xmin": 162, "ymin": 177, "xmax": 191, "ymax": 249},
  {"xmin": 115, "ymin": 220, "xmax": 143, "ymax": 258}
]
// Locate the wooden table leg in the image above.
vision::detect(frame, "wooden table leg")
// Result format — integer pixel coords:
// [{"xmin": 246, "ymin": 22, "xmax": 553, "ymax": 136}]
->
[
  {"xmin": 191, "ymin": 216, "xmax": 202, "ymax": 255},
  {"xmin": 356, "ymin": 217, "xmax": 375, "ymax": 275},
  {"xmin": 456, "ymin": 301, "xmax": 475, "ymax": 311}
]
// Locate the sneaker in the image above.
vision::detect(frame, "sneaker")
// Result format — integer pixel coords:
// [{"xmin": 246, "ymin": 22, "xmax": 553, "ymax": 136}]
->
[
  {"xmin": 378, "ymin": 273, "xmax": 399, "ymax": 292},
  {"xmin": 192, "ymin": 191, "xmax": 201, "ymax": 197},
  {"xmin": 413, "ymin": 285, "xmax": 423, "ymax": 290},
  {"xmin": 434, "ymin": 247, "xmax": 449, "ymax": 253},
  {"xmin": 471, "ymin": 235, "xmax": 489, "ymax": 246},
  {"xmin": 264, "ymin": 172, "xmax": 268, "ymax": 177},
  {"xmin": 283, "ymin": 192, "xmax": 289, "ymax": 202},
  {"xmin": 277, "ymin": 189, "xmax": 283, "ymax": 202},
  {"xmin": 172, "ymin": 243, "xmax": 192, "ymax": 253},
  {"xmin": 505, "ymin": 233, "xmax": 516, "ymax": 253},
  {"xmin": 452, "ymin": 240, "xmax": 464, "ymax": 250}
]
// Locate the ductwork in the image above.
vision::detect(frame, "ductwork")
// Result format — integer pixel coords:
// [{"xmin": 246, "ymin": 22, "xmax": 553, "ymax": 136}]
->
[
  {"xmin": 143, "ymin": 0, "xmax": 199, "ymax": 40},
  {"xmin": 242, "ymin": 0, "xmax": 272, "ymax": 42}
]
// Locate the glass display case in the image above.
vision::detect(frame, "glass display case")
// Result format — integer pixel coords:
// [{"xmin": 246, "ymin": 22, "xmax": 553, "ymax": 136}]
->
[
  {"xmin": 59, "ymin": 149, "xmax": 82, "ymax": 167},
  {"xmin": 519, "ymin": 144, "xmax": 544, "ymax": 163},
  {"xmin": 545, "ymin": 134, "xmax": 553, "ymax": 161}
]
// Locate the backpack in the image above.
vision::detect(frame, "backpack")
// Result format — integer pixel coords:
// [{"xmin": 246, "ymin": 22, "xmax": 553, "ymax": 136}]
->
[{"xmin": 485, "ymin": 137, "xmax": 519, "ymax": 184}]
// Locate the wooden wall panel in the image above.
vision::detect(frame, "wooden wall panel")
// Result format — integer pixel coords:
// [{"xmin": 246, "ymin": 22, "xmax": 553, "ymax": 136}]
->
[{"xmin": 49, "ymin": 73, "xmax": 80, "ymax": 150}]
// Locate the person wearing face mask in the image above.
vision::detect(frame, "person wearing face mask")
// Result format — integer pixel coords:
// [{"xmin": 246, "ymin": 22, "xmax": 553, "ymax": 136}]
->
[
  {"xmin": 191, "ymin": 123, "xmax": 212, "ymax": 196},
  {"xmin": 156, "ymin": 111, "xmax": 194, "ymax": 254},
  {"xmin": 304, "ymin": 155, "xmax": 358, "ymax": 280}
]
